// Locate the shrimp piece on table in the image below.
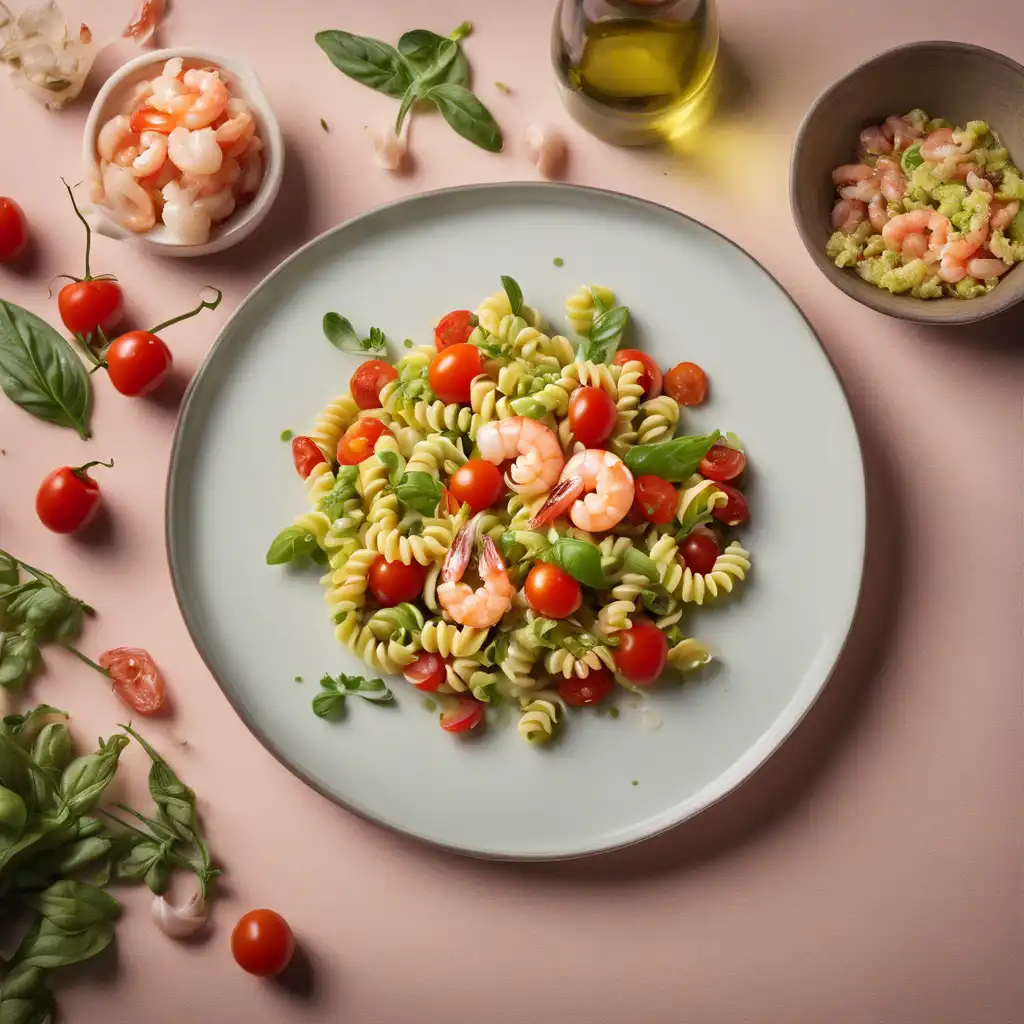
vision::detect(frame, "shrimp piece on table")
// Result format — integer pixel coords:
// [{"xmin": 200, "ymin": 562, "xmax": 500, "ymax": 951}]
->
[
  {"xmin": 858, "ymin": 125, "xmax": 892, "ymax": 157},
  {"xmin": 161, "ymin": 181, "xmax": 212, "ymax": 245},
  {"xmin": 167, "ymin": 126, "xmax": 223, "ymax": 176},
  {"xmin": 101, "ymin": 164, "xmax": 156, "ymax": 233},
  {"xmin": 437, "ymin": 523, "xmax": 516, "ymax": 629},
  {"xmin": 131, "ymin": 130, "xmax": 168, "ymax": 177},
  {"xmin": 529, "ymin": 449, "xmax": 634, "ymax": 533},
  {"xmin": 181, "ymin": 68, "xmax": 229, "ymax": 130},
  {"xmin": 476, "ymin": 417, "xmax": 564, "ymax": 497},
  {"xmin": 990, "ymin": 200, "xmax": 1020, "ymax": 232},
  {"xmin": 832, "ymin": 198, "xmax": 867, "ymax": 233}
]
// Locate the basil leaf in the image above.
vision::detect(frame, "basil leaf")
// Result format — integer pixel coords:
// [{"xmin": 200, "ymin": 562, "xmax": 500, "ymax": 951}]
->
[
  {"xmin": 640, "ymin": 587, "xmax": 675, "ymax": 615},
  {"xmin": 0, "ymin": 634, "xmax": 40, "ymax": 690},
  {"xmin": 482, "ymin": 634, "xmax": 509, "ymax": 666},
  {"xmin": 266, "ymin": 526, "xmax": 319, "ymax": 565},
  {"xmin": 622, "ymin": 547, "xmax": 660, "ymax": 583},
  {"xmin": 119, "ymin": 726, "xmax": 198, "ymax": 845},
  {"xmin": 395, "ymin": 86, "xmax": 416, "ymax": 133},
  {"xmin": 312, "ymin": 691, "xmax": 345, "ymax": 719},
  {"xmin": 624, "ymin": 431, "xmax": 721, "ymax": 482},
  {"xmin": 537, "ymin": 537, "xmax": 607, "ymax": 589},
  {"xmin": 398, "ymin": 31, "xmax": 467, "ymax": 88},
  {"xmin": 0, "ymin": 786, "xmax": 27, "ymax": 829},
  {"xmin": 500, "ymin": 275, "xmax": 523, "ymax": 316},
  {"xmin": 323, "ymin": 312, "xmax": 359, "ymax": 350},
  {"xmin": 0, "ymin": 552, "xmax": 19, "ymax": 588},
  {"xmin": 16, "ymin": 916, "xmax": 115, "ymax": 969},
  {"xmin": 1, "ymin": 704, "xmax": 66, "ymax": 739},
  {"xmin": 315, "ymin": 673, "xmax": 393, "ymax": 717},
  {"xmin": 145, "ymin": 858, "xmax": 170, "ymax": 895},
  {"xmin": 32, "ymin": 723, "xmax": 72, "ymax": 775},
  {"xmin": 395, "ymin": 471, "xmax": 443, "ymax": 516},
  {"xmin": 579, "ymin": 305, "xmax": 630, "ymax": 363},
  {"xmin": 33, "ymin": 880, "xmax": 120, "ymax": 932},
  {"xmin": 424, "ymin": 83, "xmax": 502, "ymax": 152},
  {"xmin": 0, "ymin": 300, "xmax": 91, "ymax": 439},
  {"xmin": 315, "ymin": 30, "xmax": 412, "ymax": 99},
  {"xmin": 319, "ymin": 465, "xmax": 359, "ymax": 521},
  {"xmin": 116, "ymin": 839, "xmax": 163, "ymax": 881},
  {"xmin": 48, "ymin": 835, "xmax": 112, "ymax": 875},
  {"xmin": 59, "ymin": 735, "xmax": 129, "ymax": 817},
  {"xmin": 0, "ymin": 963, "xmax": 52, "ymax": 1024},
  {"xmin": 362, "ymin": 326, "xmax": 387, "ymax": 353}
]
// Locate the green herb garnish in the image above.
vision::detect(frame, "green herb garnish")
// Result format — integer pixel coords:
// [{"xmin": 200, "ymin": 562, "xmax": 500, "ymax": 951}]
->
[
  {"xmin": 495, "ymin": 81, "xmax": 511, "ymax": 95},
  {"xmin": 449, "ymin": 21, "xmax": 472, "ymax": 41},
  {"xmin": 313, "ymin": 673, "xmax": 394, "ymax": 718},
  {"xmin": 322, "ymin": 313, "xmax": 387, "ymax": 355},
  {"xmin": 553, "ymin": 257, "xmax": 564, "ymax": 267},
  {"xmin": 280, "ymin": 428, "xmax": 294, "ymax": 442}
]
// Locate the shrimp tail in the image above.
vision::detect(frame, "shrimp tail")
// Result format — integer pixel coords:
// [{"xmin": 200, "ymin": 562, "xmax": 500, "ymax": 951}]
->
[
  {"xmin": 442, "ymin": 515, "xmax": 479, "ymax": 583},
  {"xmin": 528, "ymin": 476, "xmax": 584, "ymax": 530},
  {"xmin": 479, "ymin": 535, "xmax": 506, "ymax": 576}
]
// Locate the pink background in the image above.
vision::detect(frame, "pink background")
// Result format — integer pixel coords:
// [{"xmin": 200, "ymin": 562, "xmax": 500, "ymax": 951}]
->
[{"xmin": 1, "ymin": 1, "xmax": 1021, "ymax": 1021}]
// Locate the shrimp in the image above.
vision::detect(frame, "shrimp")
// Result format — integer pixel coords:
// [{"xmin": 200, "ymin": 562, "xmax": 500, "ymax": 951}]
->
[
  {"xmin": 873, "ymin": 156, "xmax": 906, "ymax": 201},
  {"xmin": 215, "ymin": 98, "xmax": 254, "ymax": 155},
  {"xmin": 832, "ymin": 164, "xmax": 875, "ymax": 186},
  {"xmin": 161, "ymin": 181, "xmax": 211, "ymax": 245},
  {"xmin": 150, "ymin": 68, "xmax": 194, "ymax": 117},
  {"xmin": 991, "ymin": 199, "xmax": 1020, "ymax": 232},
  {"xmin": 858, "ymin": 125, "xmax": 892, "ymax": 157},
  {"xmin": 123, "ymin": 0, "xmax": 166, "ymax": 45},
  {"xmin": 529, "ymin": 449, "xmax": 634, "ymax": 533},
  {"xmin": 98, "ymin": 114, "xmax": 133, "ymax": 162},
  {"xmin": 868, "ymin": 194, "xmax": 890, "ymax": 232},
  {"xmin": 838, "ymin": 179, "xmax": 880, "ymax": 203},
  {"xmin": 882, "ymin": 209, "xmax": 931, "ymax": 251},
  {"xmin": 966, "ymin": 257, "xmax": 1010, "ymax": 279},
  {"xmin": 101, "ymin": 164, "xmax": 156, "ymax": 233},
  {"xmin": 883, "ymin": 115, "xmax": 921, "ymax": 152},
  {"xmin": 966, "ymin": 170, "xmax": 993, "ymax": 195},
  {"xmin": 476, "ymin": 417, "xmax": 564, "ymax": 497},
  {"xmin": 194, "ymin": 188, "xmax": 235, "ymax": 223},
  {"xmin": 181, "ymin": 69, "xmax": 229, "ymax": 130},
  {"xmin": 901, "ymin": 233, "xmax": 929, "ymax": 262},
  {"xmin": 437, "ymin": 523, "xmax": 516, "ymax": 629},
  {"xmin": 920, "ymin": 127, "xmax": 971, "ymax": 162},
  {"xmin": 167, "ymin": 126, "xmax": 223, "ymax": 175},
  {"xmin": 131, "ymin": 130, "xmax": 168, "ymax": 177},
  {"xmin": 832, "ymin": 198, "xmax": 867, "ymax": 233},
  {"xmin": 942, "ymin": 205, "xmax": 990, "ymax": 263},
  {"xmin": 180, "ymin": 156, "xmax": 240, "ymax": 197},
  {"xmin": 237, "ymin": 149, "xmax": 263, "ymax": 198}
]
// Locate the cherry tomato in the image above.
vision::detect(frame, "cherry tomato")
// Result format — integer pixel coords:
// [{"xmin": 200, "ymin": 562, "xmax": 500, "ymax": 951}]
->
[
  {"xmin": 368, "ymin": 556, "xmax": 426, "ymax": 606},
  {"xmin": 231, "ymin": 909, "xmax": 295, "ymax": 977},
  {"xmin": 350, "ymin": 359, "xmax": 398, "ymax": 410},
  {"xmin": 711, "ymin": 482, "xmax": 749, "ymax": 526},
  {"xmin": 58, "ymin": 280, "xmax": 124, "ymax": 340},
  {"xmin": 440, "ymin": 487, "xmax": 461, "ymax": 516},
  {"xmin": 613, "ymin": 350, "xmax": 663, "ymax": 398},
  {"xmin": 633, "ymin": 475, "xmax": 677, "ymax": 524},
  {"xmin": 699, "ymin": 444, "xmax": 746, "ymax": 482},
  {"xmin": 104, "ymin": 331, "xmax": 171, "ymax": 396},
  {"xmin": 428, "ymin": 343, "xmax": 482, "ymax": 404},
  {"xmin": 449, "ymin": 459, "xmax": 503, "ymax": 513},
  {"xmin": 558, "ymin": 668, "xmax": 615, "ymax": 706},
  {"xmin": 98, "ymin": 647, "xmax": 166, "ymax": 715},
  {"xmin": 664, "ymin": 361, "xmax": 708, "ymax": 406},
  {"xmin": 0, "ymin": 198, "xmax": 29, "ymax": 261},
  {"xmin": 35, "ymin": 461, "xmax": 111, "ymax": 534},
  {"xmin": 568, "ymin": 386, "xmax": 617, "ymax": 447},
  {"xmin": 678, "ymin": 531, "xmax": 720, "ymax": 575},
  {"xmin": 440, "ymin": 697, "xmax": 485, "ymax": 733},
  {"xmin": 291, "ymin": 436, "xmax": 327, "ymax": 479},
  {"xmin": 524, "ymin": 563, "xmax": 582, "ymax": 619},
  {"xmin": 336, "ymin": 418, "xmax": 392, "ymax": 465},
  {"xmin": 434, "ymin": 309, "xmax": 475, "ymax": 351},
  {"xmin": 130, "ymin": 107, "xmax": 177, "ymax": 134},
  {"xmin": 403, "ymin": 653, "xmax": 447, "ymax": 692},
  {"xmin": 614, "ymin": 622, "xmax": 668, "ymax": 686}
]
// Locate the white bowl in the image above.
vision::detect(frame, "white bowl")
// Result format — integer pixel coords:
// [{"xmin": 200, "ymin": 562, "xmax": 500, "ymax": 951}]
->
[{"xmin": 83, "ymin": 47, "xmax": 284, "ymax": 257}]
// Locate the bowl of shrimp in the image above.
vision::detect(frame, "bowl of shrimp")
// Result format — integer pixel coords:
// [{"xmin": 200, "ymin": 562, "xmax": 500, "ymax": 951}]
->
[
  {"xmin": 83, "ymin": 47, "xmax": 284, "ymax": 257},
  {"xmin": 791, "ymin": 40, "xmax": 1024, "ymax": 324}
]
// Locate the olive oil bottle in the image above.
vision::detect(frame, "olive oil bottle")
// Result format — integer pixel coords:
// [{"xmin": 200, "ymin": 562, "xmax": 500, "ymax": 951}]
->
[{"xmin": 553, "ymin": 0, "xmax": 719, "ymax": 146}]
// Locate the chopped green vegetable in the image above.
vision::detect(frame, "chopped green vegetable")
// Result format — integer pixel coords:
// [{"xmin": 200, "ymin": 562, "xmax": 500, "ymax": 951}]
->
[
  {"xmin": 280, "ymin": 429, "xmax": 293, "ymax": 442},
  {"xmin": 495, "ymin": 81, "xmax": 511, "ymax": 95},
  {"xmin": 449, "ymin": 21, "xmax": 472, "ymax": 41},
  {"xmin": 320, "ymin": 118, "xmax": 329, "ymax": 131},
  {"xmin": 403, "ymin": 338, "xmax": 413, "ymax": 348},
  {"xmin": 607, "ymin": 707, "xmax": 620, "ymax": 719},
  {"xmin": 631, "ymin": 779, "xmax": 638, "ymax": 786},
  {"xmin": 294, "ymin": 675, "xmax": 303, "ymax": 683},
  {"xmin": 553, "ymin": 256, "xmax": 564, "ymax": 267}
]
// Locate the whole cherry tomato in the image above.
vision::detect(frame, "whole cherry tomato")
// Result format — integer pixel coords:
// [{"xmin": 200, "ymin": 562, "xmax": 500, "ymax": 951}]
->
[
  {"xmin": 568, "ymin": 387, "xmax": 617, "ymax": 447},
  {"xmin": 35, "ymin": 459, "xmax": 113, "ymax": 534},
  {"xmin": 337, "ymin": 418, "xmax": 392, "ymax": 465},
  {"xmin": 403, "ymin": 653, "xmax": 447, "ymax": 692},
  {"xmin": 0, "ymin": 198, "xmax": 29, "ymax": 261},
  {"xmin": 291, "ymin": 436, "xmax": 327, "ymax": 479},
  {"xmin": 58, "ymin": 280, "xmax": 124, "ymax": 340},
  {"xmin": 434, "ymin": 309, "xmax": 476, "ymax": 350},
  {"xmin": 613, "ymin": 350, "xmax": 663, "ymax": 398},
  {"xmin": 711, "ymin": 482, "xmax": 749, "ymax": 526},
  {"xmin": 350, "ymin": 359, "xmax": 398, "ymax": 410},
  {"xmin": 664, "ymin": 361, "xmax": 708, "ymax": 406},
  {"xmin": 368, "ymin": 556, "xmax": 426, "ymax": 606},
  {"xmin": 614, "ymin": 622, "xmax": 668, "ymax": 686},
  {"xmin": 633, "ymin": 475, "xmax": 677, "ymax": 524},
  {"xmin": 231, "ymin": 910, "xmax": 295, "ymax": 977},
  {"xmin": 449, "ymin": 459, "xmax": 503, "ymax": 513},
  {"xmin": 699, "ymin": 444, "xmax": 745, "ymax": 483},
  {"xmin": 428, "ymin": 343, "xmax": 482, "ymax": 404},
  {"xmin": 558, "ymin": 668, "xmax": 615, "ymax": 706},
  {"xmin": 678, "ymin": 531, "xmax": 720, "ymax": 575},
  {"xmin": 98, "ymin": 647, "xmax": 167, "ymax": 714},
  {"xmin": 524, "ymin": 563, "xmax": 582, "ymax": 619},
  {"xmin": 105, "ymin": 331, "xmax": 171, "ymax": 396},
  {"xmin": 440, "ymin": 697, "xmax": 485, "ymax": 733}
]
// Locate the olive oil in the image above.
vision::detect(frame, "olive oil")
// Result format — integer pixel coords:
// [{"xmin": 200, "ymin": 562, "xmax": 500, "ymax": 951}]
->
[{"xmin": 553, "ymin": 0, "xmax": 719, "ymax": 146}]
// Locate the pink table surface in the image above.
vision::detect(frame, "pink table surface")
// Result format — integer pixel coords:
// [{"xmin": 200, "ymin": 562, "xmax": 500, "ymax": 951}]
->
[{"xmin": 1, "ymin": 1, "xmax": 1022, "ymax": 1021}]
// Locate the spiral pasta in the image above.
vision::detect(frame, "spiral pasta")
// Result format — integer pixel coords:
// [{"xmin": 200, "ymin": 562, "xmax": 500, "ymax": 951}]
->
[
  {"xmin": 678, "ymin": 543, "xmax": 751, "ymax": 605},
  {"xmin": 562, "ymin": 360, "xmax": 620, "ymax": 396},
  {"xmin": 421, "ymin": 619, "xmax": 489, "ymax": 658},
  {"xmin": 609, "ymin": 359, "xmax": 645, "ymax": 456},
  {"xmin": 477, "ymin": 289, "xmax": 543, "ymax": 335},
  {"xmin": 636, "ymin": 395, "xmax": 680, "ymax": 446},
  {"xmin": 517, "ymin": 693, "xmax": 563, "ymax": 744},
  {"xmin": 565, "ymin": 285, "xmax": 615, "ymax": 336}
]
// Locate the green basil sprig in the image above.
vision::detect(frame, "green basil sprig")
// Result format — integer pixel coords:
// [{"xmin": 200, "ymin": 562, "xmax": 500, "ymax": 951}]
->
[
  {"xmin": 314, "ymin": 673, "xmax": 394, "ymax": 718},
  {"xmin": 314, "ymin": 30, "xmax": 412, "ymax": 97},
  {"xmin": 577, "ymin": 299, "xmax": 631, "ymax": 364},
  {"xmin": 624, "ymin": 431, "xmax": 721, "ymax": 482},
  {"xmin": 319, "ymin": 465, "xmax": 359, "ymax": 521},
  {"xmin": 323, "ymin": 312, "xmax": 388, "ymax": 355},
  {"xmin": 537, "ymin": 537, "xmax": 607, "ymax": 590},
  {"xmin": 265, "ymin": 526, "xmax": 320, "ymax": 566},
  {"xmin": 395, "ymin": 472, "xmax": 444, "ymax": 516},
  {"xmin": 501, "ymin": 275, "xmax": 524, "ymax": 316},
  {"xmin": 0, "ymin": 300, "xmax": 92, "ymax": 439},
  {"xmin": 622, "ymin": 547, "xmax": 661, "ymax": 583}
]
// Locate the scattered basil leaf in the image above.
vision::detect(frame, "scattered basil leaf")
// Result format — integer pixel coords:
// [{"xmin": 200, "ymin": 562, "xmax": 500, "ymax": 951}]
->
[
  {"xmin": 424, "ymin": 83, "xmax": 502, "ymax": 152},
  {"xmin": 32, "ymin": 880, "xmax": 120, "ymax": 933},
  {"xmin": 553, "ymin": 257, "xmax": 564, "ymax": 267},
  {"xmin": 398, "ymin": 32, "xmax": 466, "ymax": 91},
  {"xmin": 640, "ymin": 587, "xmax": 675, "ymax": 615},
  {"xmin": 622, "ymin": 548, "xmax": 661, "ymax": 584},
  {"xmin": 624, "ymin": 431, "xmax": 721, "ymax": 482},
  {"xmin": 377, "ymin": 450, "xmax": 403, "ymax": 490},
  {"xmin": 266, "ymin": 526, "xmax": 320, "ymax": 566},
  {"xmin": 501, "ymin": 275, "xmax": 524, "ymax": 316},
  {"xmin": 59, "ymin": 735, "xmax": 129, "ymax": 817},
  {"xmin": 0, "ymin": 962, "xmax": 52, "ymax": 1024},
  {"xmin": 0, "ymin": 301, "xmax": 92, "ymax": 439},
  {"xmin": 314, "ymin": 672, "xmax": 394, "ymax": 717},
  {"xmin": 579, "ymin": 304, "xmax": 630, "ymax": 363},
  {"xmin": 319, "ymin": 465, "xmax": 359, "ymax": 521},
  {"xmin": 450, "ymin": 21, "xmax": 472, "ymax": 41},
  {"xmin": 322, "ymin": 312, "xmax": 359, "ymax": 350},
  {"xmin": 495, "ymin": 80, "xmax": 511, "ymax": 95},
  {"xmin": 16, "ymin": 917, "xmax": 115, "ymax": 969},
  {"xmin": 280, "ymin": 429, "xmax": 294, "ymax": 442},
  {"xmin": 537, "ymin": 537, "xmax": 607, "ymax": 589},
  {"xmin": 314, "ymin": 30, "xmax": 413, "ymax": 98},
  {"xmin": 395, "ymin": 471, "xmax": 443, "ymax": 516}
]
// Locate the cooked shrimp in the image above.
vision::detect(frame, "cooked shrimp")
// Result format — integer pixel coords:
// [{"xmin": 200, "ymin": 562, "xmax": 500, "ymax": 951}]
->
[
  {"xmin": 919, "ymin": 127, "xmax": 972, "ymax": 161},
  {"xmin": 237, "ymin": 149, "xmax": 263, "ymax": 198},
  {"xmin": 102, "ymin": 164, "xmax": 156, "ymax": 233},
  {"xmin": 927, "ymin": 212, "xmax": 953, "ymax": 252},
  {"xmin": 882, "ymin": 209, "xmax": 931, "ymax": 251},
  {"xmin": 163, "ymin": 57, "xmax": 184, "ymax": 80},
  {"xmin": 167, "ymin": 126, "xmax": 223, "ymax": 176},
  {"xmin": 937, "ymin": 254, "xmax": 967, "ymax": 284},
  {"xmin": 131, "ymin": 130, "xmax": 168, "ymax": 177},
  {"xmin": 150, "ymin": 69, "xmax": 194, "ymax": 116},
  {"xmin": 902, "ymin": 233, "xmax": 929, "ymax": 261},
  {"xmin": 868, "ymin": 194, "xmax": 890, "ymax": 232},
  {"xmin": 476, "ymin": 417, "xmax": 564, "ymax": 497},
  {"xmin": 966, "ymin": 170, "xmax": 993, "ymax": 195},
  {"xmin": 832, "ymin": 164, "xmax": 875, "ymax": 186},
  {"xmin": 123, "ymin": 0, "xmax": 166, "ymax": 44},
  {"xmin": 949, "ymin": 161, "xmax": 982, "ymax": 182},
  {"xmin": 942, "ymin": 206, "xmax": 990, "ymax": 262},
  {"xmin": 832, "ymin": 198, "xmax": 867, "ymax": 233},
  {"xmin": 215, "ymin": 98, "xmax": 254, "ymax": 154},
  {"xmin": 180, "ymin": 156, "xmax": 240, "ymax": 197},
  {"xmin": 128, "ymin": 80, "xmax": 155, "ymax": 110},
  {"xmin": 529, "ymin": 449, "xmax": 634, "ymax": 533},
  {"xmin": 98, "ymin": 114, "xmax": 133, "ymax": 162},
  {"xmin": 838, "ymin": 179, "xmax": 880, "ymax": 203},
  {"xmin": 966, "ymin": 257, "xmax": 1010, "ymax": 279},
  {"xmin": 161, "ymin": 181, "xmax": 211, "ymax": 245},
  {"xmin": 181, "ymin": 69, "xmax": 229, "ymax": 130},
  {"xmin": 858, "ymin": 125, "xmax": 892, "ymax": 157},
  {"xmin": 194, "ymin": 188, "xmax": 235, "ymax": 223},
  {"xmin": 437, "ymin": 525, "xmax": 516, "ymax": 629},
  {"xmin": 883, "ymin": 115, "xmax": 921, "ymax": 152},
  {"xmin": 991, "ymin": 200, "xmax": 1020, "ymax": 232}
]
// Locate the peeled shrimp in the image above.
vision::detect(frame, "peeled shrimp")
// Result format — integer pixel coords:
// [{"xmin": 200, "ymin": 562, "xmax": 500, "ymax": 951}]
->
[
  {"xmin": 902, "ymin": 233, "xmax": 929, "ymax": 262},
  {"xmin": 832, "ymin": 198, "xmax": 867, "ymax": 233},
  {"xmin": 181, "ymin": 69, "xmax": 229, "ymax": 130},
  {"xmin": 868, "ymin": 194, "xmax": 890, "ymax": 232},
  {"xmin": 920, "ymin": 127, "xmax": 971, "ymax": 161},
  {"xmin": 530, "ymin": 449, "xmax": 635, "ymax": 533},
  {"xmin": 181, "ymin": 156, "xmax": 240, "ymax": 197},
  {"xmin": 131, "ymin": 130, "xmax": 168, "ymax": 177},
  {"xmin": 883, "ymin": 115, "xmax": 921, "ymax": 152},
  {"xmin": 167, "ymin": 126, "xmax": 223, "ymax": 176},
  {"xmin": 98, "ymin": 114, "xmax": 133, "ymax": 162},
  {"xmin": 882, "ymin": 209, "xmax": 932, "ymax": 251},
  {"xmin": 161, "ymin": 181, "xmax": 211, "ymax": 244},
  {"xmin": 874, "ymin": 156, "xmax": 906, "ymax": 201},
  {"xmin": 965, "ymin": 257, "xmax": 1010, "ymax": 279},
  {"xmin": 237, "ymin": 149, "xmax": 263, "ymax": 198},
  {"xmin": 966, "ymin": 170, "xmax": 993, "ymax": 195},
  {"xmin": 437, "ymin": 524, "xmax": 516, "ymax": 629},
  {"xmin": 215, "ymin": 98, "xmax": 254, "ymax": 155},
  {"xmin": 476, "ymin": 417, "xmax": 564, "ymax": 497},
  {"xmin": 832, "ymin": 164, "xmax": 875, "ymax": 186},
  {"xmin": 858, "ymin": 125, "xmax": 892, "ymax": 157},
  {"xmin": 102, "ymin": 164, "xmax": 156, "ymax": 233},
  {"xmin": 194, "ymin": 188, "xmax": 236, "ymax": 223},
  {"xmin": 991, "ymin": 200, "xmax": 1020, "ymax": 232},
  {"xmin": 150, "ymin": 69, "xmax": 194, "ymax": 116}
]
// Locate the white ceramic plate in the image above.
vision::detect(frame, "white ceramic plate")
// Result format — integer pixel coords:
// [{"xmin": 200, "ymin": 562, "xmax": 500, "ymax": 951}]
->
[{"xmin": 167, "ymin": 184, "xmax": 865, "ymax": 860}]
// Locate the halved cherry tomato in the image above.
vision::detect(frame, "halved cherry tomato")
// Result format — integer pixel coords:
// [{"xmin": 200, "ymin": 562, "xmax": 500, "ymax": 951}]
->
[
  {"xmin": 337, "ymin": 418, "xmax": 392, "ymax": 465},
  {"xmin": 699, "ymin": 444, "xmax": 745, "ymax": 482},
  {"xmin": 524, "ymin": 563, "xmax": 582, "ymax": 619},
  {"xmin": 613, "ymin": 349, "xmax": 663, "ymax": 398},
  {"xmin": 98, "ymin": 647, "xmax": 167, "ymax": 715},
  {"xmin": 664, "ymin": 361, "xmax": 708, "ymax": 406},
  {"xmin": 36, "ymin": 460, "xmax": 111, "ymax": 534},
  {"xmin": 105, "ymin": 330, "xmax": 171, "ymax": 396},
  {"xmin": 440, "ymin": 487, "xmax": 461, "ymax": 516},
  {"xmin": 434, "ymin": 309, "xmax": 475, "ymax": 350},
  {"xmin": 440, "ymin": 697, "xmax": 485, "ymax": 733},
  {"xmin": 291, "ymin": 436, "xmax": 327, "ymax": 479},
  {"xmin": 428, "ymin": 343, "xmax": 482, "ymax": 404},
  {"xmin": 678, "ymin": 531, "xmax": 719, "ymax": 575},
  {"xmin": 558, "ymin": 668, "xmax": 615, "ymax": 706},
  {"xmin": 711, "ymin": 482, "xmax": 749, "ymax": 526},
  {"xmin": 0, "ymin": 198, "xmax": 29, "ymax": 261},
  {"xmin": 614, "ymin": 622, "xmax": 668, "ymax": 686},
  {"xmin": 130, "ymin": 107, "xmax": 177, "ymax": 134},
  {"xmin": 350, "ymin": 359, "xmax": 398, "ymax": 410},
  {"xmin": 231, "ymin": 909, "xmax": 295, "ymax": 977},
  {"xmin": 449, "ymin": 459, "xmax": 503, "ymax": 513},
  {"xmin": 568, "ymin": 386, "xmax": 617, "ymax": 447},
  {"xmin": 633, "ymin": 475, "xmax": 677, "ymax": 524},
  {"xmin": 59, "ymin": 279, "xmax": 124, "ymax": 340},
  {"xmin": 404, "ymin": 653, "xmax": 447, "ymax": 692},
  {"xmin": 368, "ymin": 556, "xmax": 426, "ymax": 606}
]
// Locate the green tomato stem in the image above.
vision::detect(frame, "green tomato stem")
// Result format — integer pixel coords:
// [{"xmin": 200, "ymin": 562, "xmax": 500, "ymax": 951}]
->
[
  {"xmin": 62, "ymin": 644, "xmax": 110, "ymax": 678},
  {"xmin": 72, "ymin": 458, "xmax": 114, "ymax": 480},
  {"xmin": 62, "ymin": 177, "xmax": 94, "ymax": 281},
  {"xmin": 148, "ymin": 287, "xmax": 223, "ymax": 335}
]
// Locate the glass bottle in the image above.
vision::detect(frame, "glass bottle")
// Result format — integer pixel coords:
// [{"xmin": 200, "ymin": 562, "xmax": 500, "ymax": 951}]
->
[{"xmin": 552, "ymin": 0, "xmax": 719, "ymax": 146}]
